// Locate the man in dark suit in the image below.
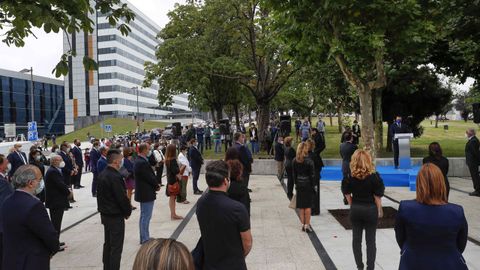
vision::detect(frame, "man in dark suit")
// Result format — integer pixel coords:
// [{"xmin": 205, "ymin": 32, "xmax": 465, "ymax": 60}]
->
[
  {"xmin": 340, "ymin": 132, "xmax": 358, "ymax": 179},
  {"xmin": 71, "ymin": 139, "xmax": 84, "ymax": 189},
  {"xmin": 274, "ymin": 136, "xmax": 285, "ymax": 181},
  {"xmin": 134, "ymin": 143, "xmax": 160, "ymax": 244},
  {"xmin": 7, "ymin": 143, "xmax": 28, "ymax": 178},
  {"xmin": 311, "ymin": 128, "xmax": 326, "ymax": 216},
  {"xmin": 97, "ymin": 149, "xmax": 132, "ymax": 270},
  {"xmin": 2, "ymin": 165, "xmax": 59, "ymax": 270},
  {"xmin": 97, "ymin": 146, "xmax": 109, "ymax": 175},
  {"xmin": 59, "ymin": 143, "xmax": 74, "ymax": 187},
  {"xmin": 390, "ymin": 116, "xmax": 409, "ymax": 169},
  {"xmin": 248, "ymin": 124, "xmax": 259, "ymax": 154},
  {"xmin": 352, "ymin": 120, "xmax": 361, "ymax": 145},
  {"xmin": 465, "ymin": 128, "xmax": 480, "ymax": 196},
  {"xmin": 188, "ymin": 138, "xmax": 204, "ymax": 195},
  {"xmin": 0, "ymin": 154, "xmax": 13, "ymax": 269},
  {"xmin": 45, "ymin": 154, "xmax": 71, "ymax": 251},
  {"xmin": 90, "ymin": 140, "xmax": 101, "ymax": 197},
  {"xmin": 234, "ymin": 132, "xmax": 253, "ymax": 191}
]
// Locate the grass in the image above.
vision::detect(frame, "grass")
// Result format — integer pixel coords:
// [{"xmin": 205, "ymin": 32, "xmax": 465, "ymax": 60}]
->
[
  {"xmin": 57, "ymin": 118, "xmax": 168, "ymax": 143},
  {"xmin": 58, "ymin": 117, "xmax": 475, "ymax": 159}
]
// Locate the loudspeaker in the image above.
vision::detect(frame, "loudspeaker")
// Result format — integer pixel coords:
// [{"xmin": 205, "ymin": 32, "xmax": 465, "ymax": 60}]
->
[
  {"xmin": 279, "ymin": 115, "xmax": 291, "ymax": 136},
  {"xmin": 172, "ymin": 122, "xmax": 182, "ymax": 136},
  {"xmin": 219, "ymin": 119, "xmax": 230, "ymax": 135},
  {"xmin": 474, "ymin": 103, "xmax": 480, "ymax": 124}
]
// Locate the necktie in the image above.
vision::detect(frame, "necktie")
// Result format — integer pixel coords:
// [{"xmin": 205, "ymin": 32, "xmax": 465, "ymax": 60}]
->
[{"xmin": 18, "ymin": 152, "xmax": 26, "ymax": 164}]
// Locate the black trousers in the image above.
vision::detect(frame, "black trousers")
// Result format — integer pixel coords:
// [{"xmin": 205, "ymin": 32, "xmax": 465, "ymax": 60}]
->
[
  {"xmin": 350, "ymin": 204, "xmax": 378, "ymax": 270},
  {"xmin": 74, "ymin": 167, "xmax": 83, "ymax": 187},
  {"xmin": 156, "ymin": 165, "xmax": 164, "ymax": 185},
  {"xmin": 205, "ymin": 136, "xmax": 211, "ymax": 149},
  {"xmin": 192, "ymin": 167, "xmax": 201, "ymax": 192},
  {"xmin": 286, "ymin": 166, "xmax": 294, "ymax": 200},
  {"xmin": 49, "ymin": 208, "xmax": 65, "ymax": 239},
  {"xmin": 312, "ymin": 167, "xmax": 321, "ymax": 215},
  {"xmin": 101, "ymin": 215, "xmax": 125, "ymax": 270},
  {"xmin": 92, "ymin": 173, "xmax": 98, "ymax": 196},
  {"xmin": 393, "ymin": 140, "xmax": 399, "ymax": 167},
  {"xmin": 468, "ymin": 164, "xmax": 480, "ymax": 192},
  {"xmin": 243, "ymin": 174, "xmax": 251, "ymax": 189}
]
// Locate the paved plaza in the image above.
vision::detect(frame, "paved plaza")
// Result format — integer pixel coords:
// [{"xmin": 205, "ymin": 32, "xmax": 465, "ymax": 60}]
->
[{"xmin": 51, "ymin": 172, "xmax": 480, "ymax": 270}]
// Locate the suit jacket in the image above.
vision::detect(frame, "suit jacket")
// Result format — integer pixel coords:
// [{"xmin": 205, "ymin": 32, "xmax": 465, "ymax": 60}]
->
[
  {"xmin": 234, "ymin": 142, "xmax": 253, "ymax": 176},
  {"xmin": 71, "ymin": 146, "xmax": 84, "ymax": 168},
  {"xmin": 59, "ymin": 151, "xmax": 73, "ymax": 185},
  {"xmin": 2, "ymin": 191, "xmax": 59, "ymax": 270},
  {"xmin": 465, "ymin": 136, "xmax": 480, "ymax": 167},
  {"xmin": 134, "ymin": 156, "xmax": 159, "ymax": 202},
  {"xmin": 189, "ymin": 146, "xmax": 204, "ymax": 170},
  {"xmin": 391, "ymin": 122, "xmax": 409, "ymax": 142},
  {"xmin": 45, "ymin": 167, "xmax": 70, "ymax": 210},
  {"xmin": 0, "ymin": 174, "xmax": 13, "ymax": 234},
  {"xmin": 97, "ymin": 166, "xmax": 132, "ymax": 218},
  {"xmin": 90, "ymin": 148, "xmax": 100, "ymax": 174},
  {"xmin": 313, "ymin": 133, "xmax": 326, "ymax": 168},
  {"xmin": 97, "ymin": 156, "xmax": 108, "ymax": 175},
  {"xmin": 7, "ymin": 151, "xmax": 28, "ymax": 177},
  {"xmin": 274, "ymin": 143, "xmax": 285, "ymax": 162},
  {"xmin": 395, "ymin": 200, "xmax": 468, "ymax": 270}
]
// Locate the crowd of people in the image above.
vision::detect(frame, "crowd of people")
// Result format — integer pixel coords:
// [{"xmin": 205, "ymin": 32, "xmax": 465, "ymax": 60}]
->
[{"xmin": 0, "ymin": 115, "xmax": 477, "ymax": 270}]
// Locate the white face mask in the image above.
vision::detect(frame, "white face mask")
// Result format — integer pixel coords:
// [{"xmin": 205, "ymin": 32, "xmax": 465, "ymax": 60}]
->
[
  {"xmin": 6, "ymin": 163, "xmax": 11, "ymax": 173},
  {"xmin": 59, "ymin": 161, "xmax": 66, "ymax": 168},
  {"xmin": 35, "ymin": 179, "xmax": 45, "ymax": 195}
]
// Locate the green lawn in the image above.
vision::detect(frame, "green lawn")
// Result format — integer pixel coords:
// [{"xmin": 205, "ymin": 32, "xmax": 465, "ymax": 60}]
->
[
  {"xmin": 57, "ymin": 118, "xmax": 168, "ymax": 144},
  {"xmin": 58, "ymin": 117, "xmax": 474, "ymax": 159}
]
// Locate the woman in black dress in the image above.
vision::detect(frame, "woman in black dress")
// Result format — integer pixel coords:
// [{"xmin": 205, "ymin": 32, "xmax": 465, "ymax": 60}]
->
[
  {"xmin": 284, "ymin": 137, "xmax": 296, "ymax": 200},
  {"xmin": 422, "ymin": 142, "xmax": 450, "ymax": 198},
  {"xmin": 225, "ymin": 147, "xmax": 250, "ymax": 214},
  {"xmin": 293, "ymin": 142, "xmax": 315, "ymax": 233},
  {"xmin": 164, "ymin": 144, "xmax": 183, "ymax": 220}
]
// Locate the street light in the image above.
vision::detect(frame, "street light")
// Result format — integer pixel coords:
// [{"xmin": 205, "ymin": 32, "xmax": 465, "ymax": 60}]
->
[
  {"xmin": 20, "ymin": 67, "xmax": 34, "ymax": 122},
  {"xmin": 132, "ymin": 86, "xmax": 139, "ymax": 133}
]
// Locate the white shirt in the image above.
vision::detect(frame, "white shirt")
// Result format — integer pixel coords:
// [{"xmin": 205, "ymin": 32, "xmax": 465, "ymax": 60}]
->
[
  {"xmin": 153, "ymin": 149, "xmax": 164, "ymax": 163},
  {"xmin": 178, "ymin": 152, "xmax": 192, "ymax": 176}
]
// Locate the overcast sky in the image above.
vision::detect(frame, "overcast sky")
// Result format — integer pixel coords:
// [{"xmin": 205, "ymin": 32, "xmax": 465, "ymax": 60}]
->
[{"xmin": 0, "ymin": 0, "xmax": 184, "ymax": 79}]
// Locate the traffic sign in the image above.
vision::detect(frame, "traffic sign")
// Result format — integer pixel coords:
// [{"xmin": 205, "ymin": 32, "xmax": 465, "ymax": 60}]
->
[
  {"xmin": 104, "ymin": 125, "xmax": 112, "ymax": 133},
  {"xmin": 28, "ymin": 121, "xmax": 37, "ymax": 132},
  {"xmin": 4, "ymin": 124, "xmax": 16, "ymax": 138},
  {"xmin": 28, "ymin": 131, "xmax": 38, "ymax": 141}
]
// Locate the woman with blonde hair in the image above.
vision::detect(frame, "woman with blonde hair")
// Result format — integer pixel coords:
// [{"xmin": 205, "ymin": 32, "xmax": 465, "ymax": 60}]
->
[
  {"xmin": 342, "ymin": 149, "xmax": 385, "ymax": 270},
  {"xmin": 293, "ymin": 142, "xmax": 316, "ymax": 232},
  {"xmin": 132, "ymin": 238, "xmax": 194, "ymax": 270},
  {"xmin": 395, "ymin": 163, "xmax": 468, "ymax": 270}
]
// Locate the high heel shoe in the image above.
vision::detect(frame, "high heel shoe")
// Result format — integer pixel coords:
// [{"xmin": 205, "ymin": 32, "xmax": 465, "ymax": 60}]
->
[{"xmin": 305, "ymin": 224, "xmax": 313, "ymax": 233}]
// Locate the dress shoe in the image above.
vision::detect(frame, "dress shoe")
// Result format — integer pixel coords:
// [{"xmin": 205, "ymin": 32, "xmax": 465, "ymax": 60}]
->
[
  {"xmin": 74, "ymin": 186, "xmax": 80, "ymax": 189},
  {"xmin": 69, "ymin": 199, "xmax": 76, "ymax": 203},
  {"xmin": 131, "ymin": 206, "xmax": 137, "ymax": 210},
  {"xmin": 194, "ymin": 190, "xmax": 203, "ymax": 195},
  {"xmin": 60, "ymin": 242, "xmax": 65, "ymax": 246},
  {"xmin": 78, "ymin": 185, "xmax": 85, "ymax": 188},
  {"xmin": 92, "ymin": 194, "xmax": 97, "ymax": 197},
  {"xmin": 248, "ymin": 188, "xmax": 252, "ymax": 193},
  {"xmin": 468, "ymin": 191, "xmax": 480, "ymax": 196},
  {"xmin": 305, "ymin": 224, "xmax": 313, "ymax": 233},
  {"xmin": 58, "ymin": 247, "xmax": 65, "ymax": 252}
]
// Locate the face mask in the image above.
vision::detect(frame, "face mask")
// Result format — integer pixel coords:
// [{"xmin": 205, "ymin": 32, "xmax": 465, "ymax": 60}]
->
[
  {"xmin": 65, "ymin": 148, "xmax": 70, "ymax": 153},
  {"xmin": 120, "ymin": 159, "xmax": 124, "ymax": 168},
  {"xmin": 147, "ymin": 151, "xmax": 152, "ymax": 157},
  {"xmin": 160, "ymin": 146, "xmax": 165, "ymax": 150},
  {"xmin": 35, "ymin": 155, "xmax": 42, "ymax": 161},
  {"xmin": 226, "ymin": 178, "xmax": 231, "ymax": 190},
  {"xmin": 35, "ymin": 179, "xmax": 45, "ymax": 195},
  {"xmin": 6, "ymin": 163, "xmax": 11, "ymax": 173},
  {"xmin": 59, "ymin": 161, "xmax": 66, "ymax": 168}
]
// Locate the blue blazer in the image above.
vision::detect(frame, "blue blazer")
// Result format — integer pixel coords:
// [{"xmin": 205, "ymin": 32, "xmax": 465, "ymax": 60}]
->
[
  {"xmin": 0, "ymin": 174, "xmax": 13, "ymax": 234},
  {"xmin": 189, "ymin": 146, "xmax": 203, "ymax": 170},
  {"xmin": 71, "ymin": 146, "xmax": 84, "ymax": 167},
  {"xmin": 7, "ymin": 151, "xmax": 28, "ymax": 177},
  {"xmin": 2, "ymin": 191, "xmax": 59, "ymax": 270},
  {"xmin": 59, "ymin": 151, "xmax": 73, "ymax": 185},
  {"xmin": 90, "ymin": 148, "xmax": 100, "ymax": 174},
  {"xmin": 97, "ymin": 156, "xmax": 108, "ymax": 175},
  {"xmin": 395, "ymin": 200, "xmax": 468, "ymax": 270}
]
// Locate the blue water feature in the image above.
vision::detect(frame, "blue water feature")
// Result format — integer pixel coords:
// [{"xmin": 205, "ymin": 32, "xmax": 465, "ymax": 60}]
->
[{"xmin": 321, "ymin": 165, "xmax": 420, "ymax": 191}]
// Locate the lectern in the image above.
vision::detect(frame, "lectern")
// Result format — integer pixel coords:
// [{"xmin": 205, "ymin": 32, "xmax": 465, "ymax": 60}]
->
[{"xmin": 394, "ymin": 133, "xmax": 414, "ymax": 169}]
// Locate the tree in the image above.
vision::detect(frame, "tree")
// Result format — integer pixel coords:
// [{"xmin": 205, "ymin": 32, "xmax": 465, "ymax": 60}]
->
[
  {"xmin": 0, "ymin": 0, "xmax": 135, "ymax": 76},
  {"xmin": 454, "ymin": 91, "xmax": 472, "ymax": 122},
  {"xmin": 267, "ymin": 1, "xmax": 439, "ymax": 157},
  {"xmin": 382, "ymin": 66, "xmax": 453, "ymax": 151}
]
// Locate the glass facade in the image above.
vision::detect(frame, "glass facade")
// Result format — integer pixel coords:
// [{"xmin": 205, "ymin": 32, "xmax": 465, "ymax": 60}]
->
[{"xmin": 0, "ymin": 75, "xmax": 65, "ymax": 137}]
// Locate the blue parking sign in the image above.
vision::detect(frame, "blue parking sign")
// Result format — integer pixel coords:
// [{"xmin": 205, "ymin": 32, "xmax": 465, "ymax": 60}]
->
[
  {"xmin": 104, "ymin": 125, "xmax": 112, "ymax": 133},
  {"xmin": 28, "ymin": 121, "xmax": 37, "ymax": 132},
  {"xmin": 28, "ymin": 131, "xmax": 38, "ymax": 141}
]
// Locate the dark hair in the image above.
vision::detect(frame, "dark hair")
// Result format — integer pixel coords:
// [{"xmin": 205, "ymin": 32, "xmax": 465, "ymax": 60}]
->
[
  {"xmin": 343, "ymin": 132, "xmax": 353, "ymax": 142},
  {"xmin": 180, "ymin": 145, "xmax": 188, "ymax": 152},
  {"xmin": 233, "ymin": 132, "xmax": 243, "ymax": 142},
  {"xmin": 225, "ymin": 147, "xmax": 240, "ymax": 161},
  {"xmin": 189, "ymin": 138, "xmax": 197, "ymax": 145},
  {"xmin": 138, "ymin": 143, "xmax": 149, "ymax": 154},
  {"xmin": 106, "ymin": 149, "xmax": 122, "ymax": 164},
  {"xmin": 226, "ymin": 160, "xmax": 243, "ymax": 182},
  {"xmin": 93, "ymin": 141, "xmax": 100, "ymax": 147},
  {"xmin": 428, "ymin": 142, "xmax": 443, "ymax": 159},
  {"xmin": 123, "ymin": 147, "xmax": 133, "ymax": 157},
  {"xmin": 99, "ymin": 146, "xmax": 108, "ymax": 155},
  {"xmin": 311, "ymin": 128, "xmax": 318, "ymax": 133},
  {"xmin": 205, "ymin": 160, "xmax": 229, "ymax": 187},
  {"xmin": 0, "ymin": 154, "xmax": 5, "ymax": 165},
  {"xmin": 60, "ymin": 143, "xmax": 69, "ymax": 150}
]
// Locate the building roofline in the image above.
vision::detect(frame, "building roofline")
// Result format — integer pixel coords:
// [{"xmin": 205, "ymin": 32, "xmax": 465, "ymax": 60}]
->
[
  {"xmin": 0, "ymin": 68, "xmax": 64, "ymax": 86},
  {"xmin": 122, "ymin": 0, "xmax": 161, "ymax": 31}
]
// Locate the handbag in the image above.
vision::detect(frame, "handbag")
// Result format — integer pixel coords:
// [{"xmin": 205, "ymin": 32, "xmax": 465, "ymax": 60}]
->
[
  {"xmin": 288, "ymin": 194, "xmax": 297, "ymax": 209},
  {"xmin": 168, "ymin": 181, "xmax": 180, "ymax": 196}
]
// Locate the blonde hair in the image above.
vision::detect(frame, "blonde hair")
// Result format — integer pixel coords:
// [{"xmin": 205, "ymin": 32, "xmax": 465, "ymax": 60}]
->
[
  {"xmin": 416, "ymin": 163, "xmax": 447, "ymax": 205},
  {"xmin": 132, "ymin": 238, "xmax": 194, "ymax": 270},
  {"xmin": 295, "ymin": 142, "xmax": 309, "ymax": 163},
  {"xmin": 305, "ymin": 138, "xmax": 315, "ymax": 152},
  {"xmin": 284, "ymin": 136, "xmax": 293, "ymax": 147},
  {"xmin": 350, "ymin": 149, "xmax": 375, "ymax": 180}
]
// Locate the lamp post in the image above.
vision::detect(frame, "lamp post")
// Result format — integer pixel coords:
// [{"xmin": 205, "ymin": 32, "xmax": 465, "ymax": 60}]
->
[
  {"xmin": 132, "ymin": 86, "xmax": 139, "ymax": 133},
  {"xmin": 20, "ymin": 67, "xmax": 34, "ymax": 122}
]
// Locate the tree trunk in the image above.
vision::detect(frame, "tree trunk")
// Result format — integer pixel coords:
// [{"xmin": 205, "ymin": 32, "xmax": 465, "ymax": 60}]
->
[
  {"xmin": 374, "ymin": 88, "xmax": 383, "ymax": 151},
  {"xmin": 358, "ymin": 87, "xmax": 376, "ymax": 159},
  {"xmin": 435, "ymin": 114, "xmax": 439, "ymax": 128},
  {"xmin": 337, "ymin": 104, "xmax": 343, "ymax": 133},
  {"xmin": 216, "ymin": 106, "xmax": 223, "ymax": 123},
  {"xmin": 257, "ymin": 102, "xmax": 270, "ymax": 151},
  {"xmin": 234, "ymin": 103, "xmax": 241, "ymax": 130},
  {"xmin": 329, "ymin": 113, "xmax": 333, "ymax": 126},
  {"xmin": 210, "ymin": 107, "xmax": 216, "ymax": 123},
  {"xmin": 386, "ymin": 122, "xmax": 393, "ymax": 152}
]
